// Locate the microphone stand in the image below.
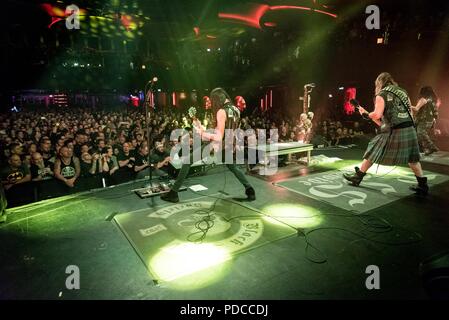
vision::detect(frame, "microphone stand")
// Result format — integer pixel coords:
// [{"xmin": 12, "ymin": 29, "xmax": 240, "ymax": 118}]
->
[{"xmin": 144, "ymin": 80, "xmax": 154, "ymax": 189}]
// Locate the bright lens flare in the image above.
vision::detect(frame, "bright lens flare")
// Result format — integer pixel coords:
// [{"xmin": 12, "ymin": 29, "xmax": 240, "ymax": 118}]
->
[
  {"xmin": 262, "ymin": 203, "xmax": 323, "ymax": 229},
  {"xmin": 149, "ymin": 241, "xmax": 231, "ymax": 283}
]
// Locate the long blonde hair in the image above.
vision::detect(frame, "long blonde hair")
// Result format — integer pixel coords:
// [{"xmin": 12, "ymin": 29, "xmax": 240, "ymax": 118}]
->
[{"xmin": 375, "ymin": 72, "xmax": 398, "ymax": 95}]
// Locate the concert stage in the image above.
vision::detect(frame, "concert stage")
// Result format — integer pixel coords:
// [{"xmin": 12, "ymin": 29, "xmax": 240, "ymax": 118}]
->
[{"xmin": 1, "ymin": 147, "xmax": 449, "ymax": 299}]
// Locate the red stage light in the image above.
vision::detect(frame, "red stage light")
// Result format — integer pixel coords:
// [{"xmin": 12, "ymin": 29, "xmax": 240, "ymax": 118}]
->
[
  {"xmin": 193, "ymin": 27, "xmax": 200, "ymax": 36},
  {"xmin": 219, "ymin": 4, "xmax": 270, "ymax": 29},
  {"xmin": 234, "ymin": 96, "xmax": 246, "ymax": 112},
  {"xmin": 263, "ymin": 22, "xmax": 277, "ymax": 27},
  {"xmin": 219, "ymin": 3, "xmax": 337, "ymax": 29},
  {"xmin": 344, "ymin": 87, "xmax": 357, "ymax": 115}
]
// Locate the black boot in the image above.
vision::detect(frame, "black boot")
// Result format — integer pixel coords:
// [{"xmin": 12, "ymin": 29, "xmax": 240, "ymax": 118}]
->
[
  {"xmin": 409, "ymin": 176, "xmax": 429, "ymax": 196},
  {"xmin": 245, "ymin": 187, "xmax": 256, "ymax": 201},
  {"xmin": 343, "ymin": 167, "xmax": 366, "ymax": 186},
  {"xmin": 160, "ymin": 189, "xmax": 179, "ymax": 203}
]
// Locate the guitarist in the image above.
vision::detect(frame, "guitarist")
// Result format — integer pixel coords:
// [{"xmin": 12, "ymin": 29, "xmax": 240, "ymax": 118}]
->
[
  {"xmin": 161, "ymin": 88, "xmax": 256, "ymax": 203},
  {"xmin": 343, "ymin": 72, "xmax": 429, "ymax": 196},
  {"xmin": 411, "ymin": 86, "xmax": 439, "ymax": 156}
]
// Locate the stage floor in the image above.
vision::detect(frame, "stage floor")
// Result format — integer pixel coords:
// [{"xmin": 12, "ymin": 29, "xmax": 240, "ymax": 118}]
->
[{"xmin": 1, "ymin": 147, "xmax": 449, "ymax": 299}]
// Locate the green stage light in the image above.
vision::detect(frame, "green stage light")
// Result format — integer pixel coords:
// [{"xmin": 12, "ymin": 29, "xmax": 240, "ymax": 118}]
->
[
  {"xmin": 8, "ymin": 194, "xmax": 81, "ymax": 213},
  {"xmin": 124, "ymin": 32, "xmax": 135, "ymax": 39},
  {"xmin": 163, "ymin": 262, "xmax": 232, "ymax": 291},
  {"xmin": 91, "ymin": 19, "xmax": 98, "ymax": 28},
  {"xmin": 149, "ymin": 241, "xmax": 231, "ymax": 286},
  {"xmin": 262, "ymin": 203, "xmax": 323, "ymax": 229}
]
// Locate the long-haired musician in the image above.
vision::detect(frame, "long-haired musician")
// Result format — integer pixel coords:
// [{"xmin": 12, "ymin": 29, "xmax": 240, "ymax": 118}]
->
[
  {"xmin": 411, "ymin": 86, "xmax": 439, "ymax": 156},
  {"xmin": 161, "ymin": 88, "xmax": 255, "ymax": 203},
  {"xmin": 343, "ymin": 72, "xmax": 429, "ymax": 196}
]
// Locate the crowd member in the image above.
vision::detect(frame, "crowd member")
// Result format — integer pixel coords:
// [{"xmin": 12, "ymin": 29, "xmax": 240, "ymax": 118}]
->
[
  {"xmin": 39, "ymin": 138, "xmax": 54, "ymax": 166},
  {"xmin": 134, "ymin": 144, "xmax": 152, "ymax": 179},
  {"xmin": 100, "ymin": 146, "xmax": 119, "ymax": 176},
  {"xmin": 91, "ymin": 139, "xmax": 106, "ymax": 155},
  {"xmin": 1, "ymin": 154, "xmax": 31, "ymax": 190},
  {"xmin": 30, "ymin": 152, "xmax": 54, "ymax": 181},
  {"xmin": 149, "ymin": 141, "xmax": 172, "ymax": 178},
  {"xmin": 54, "ymin": 146, "xmax": 80, "ymax": 189},
  {"xmin": 117, "ymin": 142, "xmax": 135, "ymax": 169},
  {"xmin": 80, "ymin": 152, "xmax": 101, "ymax": 177},
  {"xmin": 9, "ymin": 143, "xmax": 24, "ymax": 159}
]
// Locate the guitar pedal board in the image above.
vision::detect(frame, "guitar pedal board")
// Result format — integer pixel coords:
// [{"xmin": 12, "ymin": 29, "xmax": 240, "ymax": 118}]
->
[{"xmin": 134, "ymin": 180, "xmax": 187, "ymax": 198}]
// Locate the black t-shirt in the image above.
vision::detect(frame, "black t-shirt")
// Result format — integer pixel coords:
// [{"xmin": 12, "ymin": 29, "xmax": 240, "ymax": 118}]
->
[
  {"xmin": 117, "ymin": 150, "xmax": 135, "ymax": 163},
  {"xmin": 279, "ymin": 132, "xmax": 289, "ymax": 142},
  {"xmin": 117, "ymin": 150, "xmax": 135, "ymax": 171},
  {"xmin": 73, "ymin": 144, "xmax": 82, "ymax": 158},
  {"xmin": 134, "ymin": 152, "xmax": 149, "ymax": 170},
  {"xmin": 112, "ymin": 144, "xmax": 122, "ymax": 156},
  {"xmin": 80, "ymin": 160, "xmax": 98, "ymax": 177},
  {"xmin": 1, "ymin": 165, "xmax": 30, "ymax": 184},
  {"xmin": 30, "ymin": 163, "xmax": 54, "ymax": 180},
  {"xmin": 150, "ymin": 150, "xmax": 171, "ymax": 174},
  {"xmin": 150, "ymin": 150, "xmax": 170, "ymax": 166},
  {"xmin": 40, "ymin": 150, "xmax": 55, "ymax": 167},
  {"xmin": 59, "ymin": 157, "xmax": 77, "ymax": 179}
]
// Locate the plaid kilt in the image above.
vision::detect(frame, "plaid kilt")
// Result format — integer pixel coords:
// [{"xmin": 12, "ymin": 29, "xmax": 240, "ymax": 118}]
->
[{"xmin": 364, "ymin": 126, "xmax": 421, "ymax": 165}]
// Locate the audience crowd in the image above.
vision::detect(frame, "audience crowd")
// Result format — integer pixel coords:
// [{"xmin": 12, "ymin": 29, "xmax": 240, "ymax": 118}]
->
[{"xmin": 0, "ymin": 105, "xmax": 372, "ymax": 207}]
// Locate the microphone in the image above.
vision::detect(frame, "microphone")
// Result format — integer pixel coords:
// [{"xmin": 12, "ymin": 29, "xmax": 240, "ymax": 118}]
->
[
  {"xmin": 144, "ymin": 77, "xmax": 158, "ymax": 108},
  {"xmin": 305, "ymin": 83, "xmax": 315, "ymax": 88}
]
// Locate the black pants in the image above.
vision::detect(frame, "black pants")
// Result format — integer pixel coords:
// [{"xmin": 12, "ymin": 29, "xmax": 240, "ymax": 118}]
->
[
  {"xmin": 417, "ymin": 121, "xmax": 438, "ymax": 152},
  {"xmin": 171, "ymin": 146, "xmax": 252, "ymax": 192}
]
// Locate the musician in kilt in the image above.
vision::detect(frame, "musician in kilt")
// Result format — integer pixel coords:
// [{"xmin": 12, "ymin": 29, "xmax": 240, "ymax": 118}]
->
[{"xmin": 343, "ymin": 72, "xmax": 429, "ymax": 195}]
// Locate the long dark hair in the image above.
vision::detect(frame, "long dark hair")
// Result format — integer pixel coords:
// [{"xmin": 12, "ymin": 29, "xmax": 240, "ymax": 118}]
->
[
  {"xmin": 101, "ymin": 146, "xmax": 112, "ymax": 156},
  {"xmin": 210, "ymin": 87, "xmax": 231, "ymax": 119},
  {"xmin": 419, "ymin": 86, "xmax": 437, "ymax": 102}
]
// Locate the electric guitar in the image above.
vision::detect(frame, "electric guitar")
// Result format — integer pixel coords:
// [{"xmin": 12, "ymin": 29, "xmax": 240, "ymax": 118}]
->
[
  {"xmin": 188, "ymin": 106, "xmax": 197, "ymax": 119},
  {"xmin": 188, "ymin": 106, "xmax": 203, "ymax": 131}
]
